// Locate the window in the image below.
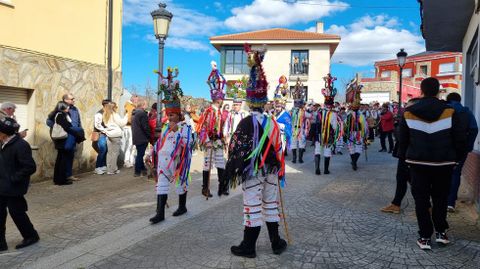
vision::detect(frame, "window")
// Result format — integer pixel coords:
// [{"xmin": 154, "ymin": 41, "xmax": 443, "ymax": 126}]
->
[
  {"xmin": 419, "ymin": 65, "xmax": 428, "ymax": 76},
  {"xmin": 439, "ymin": 63, "xmax": 455, "ymax": 73},
  {"xmin": 224, "ymin": 48, "xmax": 248, "ymax": 74},
  {"xmin": 380, "ymin": 71, "xmax": 391, "ymax": 78},
  {"xmin": 402, "ymin": 68, "xmax": 412, "ymax": 77},
  {"xmin": 291, "ymin": 50, "xmax": 309, "ymax": 75}
]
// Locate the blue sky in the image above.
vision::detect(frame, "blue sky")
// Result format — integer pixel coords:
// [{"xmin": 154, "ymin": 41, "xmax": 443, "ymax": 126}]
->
[{"xmin": 122, "ymin": 0, "xmax": 425, "ymax": 99}]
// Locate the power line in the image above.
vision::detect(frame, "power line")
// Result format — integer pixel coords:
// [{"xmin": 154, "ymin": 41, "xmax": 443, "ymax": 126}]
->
[{"xmin": 276, "ymin": 0, "xmax": 418, "ymax": 9}]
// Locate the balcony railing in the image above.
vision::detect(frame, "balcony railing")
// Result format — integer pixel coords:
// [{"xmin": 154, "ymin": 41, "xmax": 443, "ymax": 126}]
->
[{"xmin": 290, "ymin": 63, "xmax": 309, "ymax": 76}]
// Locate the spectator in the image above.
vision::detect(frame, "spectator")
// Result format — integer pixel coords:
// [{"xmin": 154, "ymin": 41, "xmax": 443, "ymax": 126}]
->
[
  {"xmin": 103, "ymin": 102, "xmax": 128, "ymax": 175},
  {"xmin": 62, "ymin": 93, "xmax": 83, "ymax": 181},
  {"xmin": 381, "ymin": 98, "xmax": 420, "ymax": 214},
  {"xmin": 1, "ymin": 102, "xmax": 27, "ymax": 138},
  {"xmin": 379, "ymin": 103, "xmax": 394, "ymax": 153},
  {"xmin": 93, "ymin": 99, "xmax": 111, "ymax": 175},
  {"xmin": 131, "ymin": 99, "xmax": 150, "ymax": 177},
  {"xmin": 48, "ymin": 101, "xmax": 85, "ymax": 185},
  {"xmin": 122, "ymin": 95, "xmax": 137, "ymax": 168},
  {"xmin": 0, "ymin": 117, "xmax": 39, "ymax": 251},
  {"xmin": 446, "ymin": 92, "xmax": 479, "ymax": 212},
  {"xmin": 148, "ymin": 103, "xmax": 158, "ymax": 145},
  {"xmin": 398, "ymin": 77, "xmax": 468, "ymax": 250},
  {"xmin": 221, "ymin": 104, "xmax": 230, "ymax": 124}
]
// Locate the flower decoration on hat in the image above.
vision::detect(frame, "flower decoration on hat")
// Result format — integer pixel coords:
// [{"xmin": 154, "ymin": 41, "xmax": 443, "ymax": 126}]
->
[
  {"xmin": 244, "ymin": 43, "xmax": 268, "ymax": 109},
  {"xmin": 207, "ymin": 61, "xmax": 226, "ymax": 101},
  {"xmin": 274, "ymin": 75, "xmax": 288, "ymax": 107},
  {"xmin": 322, "ymin": 73, "xmax": 338, "ymax": 107},
  {"xmin": 292, "ymin": 77, "xmax": 306, "ymax": 107},
  {"xmin": 227, "ymin": 76, "xmax": 247, "ymax": 103},
  {"xmin": 154, "ymin": 67, "xmax": 183, "ymax": 114}
]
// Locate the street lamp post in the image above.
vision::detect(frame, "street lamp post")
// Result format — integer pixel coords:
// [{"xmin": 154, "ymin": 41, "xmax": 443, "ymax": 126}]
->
[
  {"xmin": 396, "ymin": 48, "xmax": 407, "ymax": 109},
  {"xmin": 151, "ymin": 3, "xmax": 172, "ymax": 132}
]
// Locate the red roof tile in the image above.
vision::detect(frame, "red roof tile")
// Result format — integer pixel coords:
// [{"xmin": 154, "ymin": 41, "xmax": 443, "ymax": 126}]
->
[{"xmin": 210, "ymin": 28, "xmax": 340, "ymax": 41}]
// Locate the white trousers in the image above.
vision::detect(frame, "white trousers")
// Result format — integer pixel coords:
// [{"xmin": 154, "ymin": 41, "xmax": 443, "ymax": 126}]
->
[
  {"xmin": 336, "ymin": 139, "xmax": 344, "ymax": 151},
  {"xmin": 291, "ymin": 135, "xmax": 306, "ymax": 150},
  {"xmin": 156, "ymin": 173, "xmax": 187, "ymax": 195},
  {"xmin": 347, "ymin": 142, "xmax": 363, "ymax": 154},
  {"xmin": 203, "ymin": 147, "xmax": 226, "ymax": 170},
  {"xmin": 122, "ymin": 126, "xmax": 136, "ymax": 166},
  {"xmin": 243, "ymin": 174, "xmax": 280, "ymax": 227},
  {"xmin": 314, "ymin": 142, "xmax": 332, "ymax": 157}
]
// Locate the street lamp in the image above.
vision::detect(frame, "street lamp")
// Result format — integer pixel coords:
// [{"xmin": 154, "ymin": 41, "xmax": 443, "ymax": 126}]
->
[
  {"xmin": 151, "ymin": 3, "xmax": 172, "ymax": 132},
  {"xmin": 396, "ymin": 48, "xmax": 408, "ymax": 109}
]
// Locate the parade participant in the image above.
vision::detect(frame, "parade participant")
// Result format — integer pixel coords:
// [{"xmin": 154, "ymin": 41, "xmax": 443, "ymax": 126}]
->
[
  {"xmin": 226, "ymin": 44, "xmax": 287, "ymax": 258},
  {"xmin": 149, "ymin": 71, "xmax": 193, "ymax": 224},
  {"xmin": 344, "ymin": 83, "xmax": 368, "ymax": 171},
  {"xmin": 290, "ymin": 78, "xmax": 309, "ymax": 163},
  {"xmin": 196, "ymin": 61, "xmax": 228, "ymax": 197},
  {"xmin": 273, "ymin": 75, "xmax": 292, "ymax": 154},
  {"xmin": 223, "ymin": 79, "xmax": 248, "ymax": 146},
  {"xmin": 316, "ymin": 73, "xmax": 342, "ymax": 175}
]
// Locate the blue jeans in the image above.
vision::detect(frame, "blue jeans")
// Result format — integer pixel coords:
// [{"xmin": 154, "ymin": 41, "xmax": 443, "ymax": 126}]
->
[
  {"xmin": 135, "ymin": 143, "xmax": 148, "ymax": 174},
  {"xmin": 95, "ymin": 135, "xmax": 108, "ymax": 168},
  {"xmin": 447, "ymin": 159, "xmax": 466, "ymax": 207}
]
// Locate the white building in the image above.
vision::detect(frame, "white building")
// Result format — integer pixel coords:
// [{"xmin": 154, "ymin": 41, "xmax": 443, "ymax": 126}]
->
[{"xmin": 209, "ymin": 23, "xmax": 340, "ymax": 105}]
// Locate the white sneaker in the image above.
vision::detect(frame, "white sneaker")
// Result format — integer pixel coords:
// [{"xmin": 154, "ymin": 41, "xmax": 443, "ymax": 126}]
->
[
  {"xmin": 94, "ymin": 168, "xmax": 105, "ymax": 175},
  {"xmin": 447, "ymin": 206, "xmax": 455, "ymax": 213},
  {"xmin": 101, "ymin": 166, "xmax": 107, "ymax": 171},
  {"xmin": 417, "ymin": 238, "xmax": 432, "ymax": 250},
  {"xmin": 107, "ymin": 170, "xmax": 120, "ymax": 175},
  {"xmin": 435, "ymin": 232, "xmax": 450, "ymax": 245}
]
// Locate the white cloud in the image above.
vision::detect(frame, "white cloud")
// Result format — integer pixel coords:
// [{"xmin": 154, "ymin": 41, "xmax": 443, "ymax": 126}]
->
[
  {"xmin": 225, "ymin": 0, "xmax": 349, "ymax": 31},
  {"xmin": 145, "ymin": 35, "xmax": 217, "ymax": 56},
  {"xmin": 327, "ymin": 15, "xmax": 425, "ymax": 66},
  {"xmin": 124, "ymin": 0, "xmax": 223, "ymax": 53},
  {"xmin": 305, "ymin": 26, "xmax": 316, "ymax": 32}
]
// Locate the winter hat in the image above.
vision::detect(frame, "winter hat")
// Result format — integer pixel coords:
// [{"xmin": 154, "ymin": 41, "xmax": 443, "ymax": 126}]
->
[{"xmin": 0, "ymin": 117, "xmax": 19, "ymax": 135}]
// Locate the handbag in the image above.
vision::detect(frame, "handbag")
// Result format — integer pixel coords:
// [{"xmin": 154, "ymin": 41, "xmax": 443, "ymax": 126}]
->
[
  {"xmin": 90, "ymin": 131, "xmax": 100, "ymax": 142},
  {"xmin": 51, "ymin": 113, "xmax": 68, "ymax": 140}
]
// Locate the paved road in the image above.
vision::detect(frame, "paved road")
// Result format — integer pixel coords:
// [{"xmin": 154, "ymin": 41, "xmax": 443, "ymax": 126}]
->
[{"xmin": 1, "ymin": 142, "xmax": 479, "ymax": 268}]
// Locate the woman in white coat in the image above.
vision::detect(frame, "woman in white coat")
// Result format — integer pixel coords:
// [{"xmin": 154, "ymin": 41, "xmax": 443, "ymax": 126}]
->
[{"xmin": 103, "ymin": 103, "xmax": 128, "ymax": 175}]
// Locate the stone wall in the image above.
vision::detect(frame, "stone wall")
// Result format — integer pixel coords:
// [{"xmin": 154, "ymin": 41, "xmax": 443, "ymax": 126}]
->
[
  {"xmin": 462, "ymin": 151, "xmax": 480, "ymax": 213},
  {"xmin": 0, "ymin": 46, "xmax": 122, "ymax": 181}
]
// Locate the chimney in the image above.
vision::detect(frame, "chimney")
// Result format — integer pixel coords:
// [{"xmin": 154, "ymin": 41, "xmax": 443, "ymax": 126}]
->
[{"xmin": 316, "ymin": 22, "xmax": 324, "ymax": 33}]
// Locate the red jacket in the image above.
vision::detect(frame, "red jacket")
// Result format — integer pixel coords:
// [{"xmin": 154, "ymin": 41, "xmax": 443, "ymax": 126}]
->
[{"xmin": 380, "ymin": 110, "xmax": 394, "ymax": 132}]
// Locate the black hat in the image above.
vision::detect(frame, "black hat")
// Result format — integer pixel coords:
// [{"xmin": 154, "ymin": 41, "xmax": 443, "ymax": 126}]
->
[{"xmin": 0, "ymin": 117, "xmax": 19, "ymax": 135}]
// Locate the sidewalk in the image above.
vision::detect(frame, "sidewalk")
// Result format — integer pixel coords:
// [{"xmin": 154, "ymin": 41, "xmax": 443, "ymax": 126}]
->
[{"xmin": 2, "ymin": 142, "xmax": 480, "ymax": 268}]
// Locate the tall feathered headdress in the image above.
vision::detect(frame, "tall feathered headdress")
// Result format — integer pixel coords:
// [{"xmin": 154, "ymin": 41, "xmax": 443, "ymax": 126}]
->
[
  {"xmin": 273, "ymin": 75, "xmax": 288, "ymax": 106},
  {"xmin": 207, "ymin": 61, "xmax": 226, "ymax": 101},
  {"xmin": 292, "ymin": 77, "xmax": 306, "ymax": 108},
  {"xmin": 159, "ymin": 67, "xmax": 183, "ymax": 114},
  {"xmin": 322, "ymin": 73, "xmax": 337, "ymax": 107},
  {"xmin": 244, "ymin": 43, "xmax": 268, "ymax": 109}
]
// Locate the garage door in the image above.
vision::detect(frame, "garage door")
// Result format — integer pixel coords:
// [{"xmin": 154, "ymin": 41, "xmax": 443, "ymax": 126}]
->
[
  {"xmin": 0, "ymin": 87, "xmax": 30, "ymax": 131},
  {"xmin": 361, "ymin": 92, "xmax": 390, "ymax": 104}
]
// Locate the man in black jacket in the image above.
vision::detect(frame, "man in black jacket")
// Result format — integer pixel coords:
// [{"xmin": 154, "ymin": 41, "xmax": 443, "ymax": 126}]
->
[
  {"xmin": 0, "ymin": 117, "xmax": 39, "ymax": 252},
  {"xmin": 131, "ymin": 99, "xmax": 150, "ymax": 177},
  {"xmin": 398, "ymin": 78, "xmax": 468, "ymax": 250}
]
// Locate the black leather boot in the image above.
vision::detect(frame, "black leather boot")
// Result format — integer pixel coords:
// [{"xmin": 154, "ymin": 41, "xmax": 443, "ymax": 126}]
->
[
  {"xmin": 350, "ymin": 154, "xmax": 357, "ymax": 171},
  {"xmin": 202, "ymin": 171, "xmax": 213, "ymax": 198},
  {"xmin": 231, "ymin": 226, "xmax": 261, "ymax": 258},
  {"xmin": 172, "ymin": 192, "xmax": 187, "ymax": 217},
  {"xmin": 292, "ymin": 149, "xmax": 297, "ymax": 163},
  {"xmin": 353, "ymin": 153, "xmax": 360, "ymax": 170},
  {"xmin": 217, "ymin": 168, "xmax": 227, "ymax": 196},
  {"xmin": 0, "ymin": 226, "xmax": 7, "ymax": 251},
  {"xmin": 150, "ymin": 194, "xmax": 167, "ymax": 224},
  {"xmin": 299, "ymin": 149, "xmax": 304, "ymax": 163},
  {"xmin": 324, "ymin": 157, "xmax": 331, "ymax": 174},
  {"xmin": 314, "ymin": 155, "xmax": 321, "ymax": 175},
  {"xmin": 266, "ymin": 222, "xmax": 287, "ymax": 255},
  {"xmin": 219, "ymin": 168, "xmax": 229, "ymax": 195}
]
